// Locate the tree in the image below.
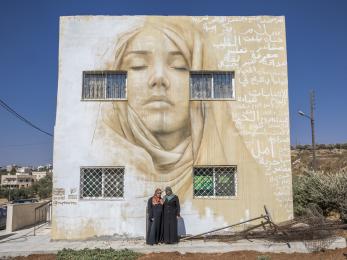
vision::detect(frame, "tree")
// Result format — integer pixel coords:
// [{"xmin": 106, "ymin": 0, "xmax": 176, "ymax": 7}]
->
[
  {"xmin": 9, "ymin": 167, "xmax": 16, "ymax": 175},
  {"xmin": 0, "ymin": 174, "xmax": 52, "ymax": 201},
  {"xmin": 31, "ymin": 174, "xmax": 52, "ymax": 199},
  {"xmin": 0, "ymin": 187, "xmax": 34, "ymax": 201}
]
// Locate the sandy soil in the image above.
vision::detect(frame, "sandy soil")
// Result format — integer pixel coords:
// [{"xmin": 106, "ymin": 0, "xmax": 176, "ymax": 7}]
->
[
  {"xmin": 12, "ymin": 255, "xmax": 56, "ymax": 260},
  {"xmin": 9, "ymin": 247, "xmax": 347, "ymax": 260}
]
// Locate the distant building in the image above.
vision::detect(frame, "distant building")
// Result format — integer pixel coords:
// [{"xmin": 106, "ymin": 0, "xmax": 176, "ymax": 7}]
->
[
  {"xmin": 37, "ymin": 166, "xmax": 46, "ymax": 171},
  {"xmin": 15, "ymin": 172, "xmax": 30, "ymax": 176},
  {"xmin": 1, "ymin": 174, "xmax": 35, "ymax": 189},
  {"xmin": 16, "ymin": 167, "xmax": 32, "ymax": 174},
  {"xmin": 32, "ymin": 171, "xmax": 47, "ymax": 181},
  {"xmin": 5, "ymin": 164, "xmax": 17, "ymax": 173}
]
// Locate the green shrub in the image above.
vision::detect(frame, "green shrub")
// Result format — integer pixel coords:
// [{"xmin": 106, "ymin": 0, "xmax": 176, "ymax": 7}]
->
[
  {"xmin": 56, "ymin": 248, "xmax": 142, "ymax": 260},
  {"xmin": 293, "ymin": 171, "xmax": 347, "ymax": 221},
  {"xmin": 0, "ymin": 174, "xmax": 52, "ymax": 201},
  {"xmin": 0, "ymin": 186, "xmax": 34, "ymax": 201},
  {"xmin": 257, "ymin": 256, "xmax": 271, "ymax": 260},
  {"xmin": 31, "ymin": 174, "xmax": 52, "ymax": 199}
]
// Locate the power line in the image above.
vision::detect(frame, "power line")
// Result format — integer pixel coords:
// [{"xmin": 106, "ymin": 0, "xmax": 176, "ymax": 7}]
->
[
  {"xmin": 0, "ymin": 98, "xmax": 53, "ymax": 137},
  {"xmin": 0, "ymin": 142, "xmax": 51, "ymax": 148}
]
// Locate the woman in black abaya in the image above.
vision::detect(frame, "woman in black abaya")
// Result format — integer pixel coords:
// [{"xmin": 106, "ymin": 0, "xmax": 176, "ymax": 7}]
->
[
  {"xmin": 162, "ymin": 186, "xmax": 180, "ymax": 244},
  {"xmin": 146, "ymin": 188, "xmax": 163, "ymax": 245}
]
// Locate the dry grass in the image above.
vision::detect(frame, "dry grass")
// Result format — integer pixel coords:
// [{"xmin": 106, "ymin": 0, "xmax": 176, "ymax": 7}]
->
[{"xmin": 291, "ymin": 148, "xmax": 347, "ymax": 175}]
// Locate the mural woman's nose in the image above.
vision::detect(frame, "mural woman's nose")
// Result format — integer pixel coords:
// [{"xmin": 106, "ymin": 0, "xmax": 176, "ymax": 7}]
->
[{"xmin": 148, "ymin": 65, "xmax": 170, "ymax": 90}]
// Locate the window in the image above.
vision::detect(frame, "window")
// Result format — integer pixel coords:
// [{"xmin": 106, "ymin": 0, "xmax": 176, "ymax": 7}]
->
[
  {"xmin": 82, "ymin": 71, "xmax": 126, "ymax": 100},
  {"xmin": 190, "ymin": 71, "xmax": 234, "ymax": 99},
  {"xmin": 193, "ymin": 166, "xmax": 236, "ymax": 198},
  {"xmin": 80, "ymin": 167, "xmax": 125, "ymax": 199}
]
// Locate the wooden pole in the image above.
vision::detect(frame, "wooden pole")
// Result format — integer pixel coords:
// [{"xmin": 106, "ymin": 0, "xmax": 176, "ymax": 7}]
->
[{"xmin": 310, "ymin": 90, "xmax": 316, "ymax": 171}]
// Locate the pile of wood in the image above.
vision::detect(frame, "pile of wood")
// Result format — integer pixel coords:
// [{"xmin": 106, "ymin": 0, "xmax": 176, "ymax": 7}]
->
[{"xmin": 182, "ymin": 205, "xmax": 347, "ymax": 244}]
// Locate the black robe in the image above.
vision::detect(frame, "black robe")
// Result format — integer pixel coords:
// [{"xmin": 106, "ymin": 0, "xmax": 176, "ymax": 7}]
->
[
  {"xmin": 146, "ymin": 197, "xmax": 163, "ymax": 245},
  {"xmin": 162, "ymin": 195, "xmax": 180, "ymax": 244}
]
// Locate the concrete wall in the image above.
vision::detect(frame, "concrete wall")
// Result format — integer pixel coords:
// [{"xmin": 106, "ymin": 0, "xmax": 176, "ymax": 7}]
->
[
  {"xmin": 53, "ymin": 15, "xmax": 292, "ymax": 240},
  {"xmin": 6, "ymin": 202, "xmax": 48, "ymax": 232}
]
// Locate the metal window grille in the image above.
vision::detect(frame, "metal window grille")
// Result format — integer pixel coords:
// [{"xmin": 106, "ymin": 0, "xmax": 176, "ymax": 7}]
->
[
  {"xmin": 190, "ymin": 71, "xmax": 234, "ymax": 99},
  {"xmin": 193, "ymin": 166, "xmax": 236, "ymax": 198},
  {"xmin": 82, "ymin": 71, "xmax": 127, "ymax": 100},
  {"xmin": 80, "ymin": 167, "xmax": 124, "ymax": 199}
]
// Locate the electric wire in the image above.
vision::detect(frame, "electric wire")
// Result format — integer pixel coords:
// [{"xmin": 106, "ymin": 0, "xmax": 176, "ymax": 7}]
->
[{"xmin": 0, "ymin": 98, "xmax": 53, "ymax": 137}]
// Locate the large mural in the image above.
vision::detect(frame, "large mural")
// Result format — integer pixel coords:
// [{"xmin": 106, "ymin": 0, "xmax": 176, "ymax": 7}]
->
[{"xmin": 53, "ymin": 16, "xmax": 292, "ymax": 239}]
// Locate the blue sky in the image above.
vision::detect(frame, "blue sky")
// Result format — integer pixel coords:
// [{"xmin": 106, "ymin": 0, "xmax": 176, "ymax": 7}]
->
[{"xmin": 0, "ymin": 0, "xmax": 346, "ymax": 166}]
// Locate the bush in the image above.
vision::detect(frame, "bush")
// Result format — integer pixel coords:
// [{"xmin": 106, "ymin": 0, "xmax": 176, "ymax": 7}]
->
[
  {"xmin": 0, "ymin": 174, "xmax": 52, "ymax": 201},
  {"xmin": 257, "ymin": 256, "xmax": 271, "ymax": 260},
  {"xmin": 0, "ymin": 187, "xmax": 34, "ymax": 201},
  {"xmin": 293, "ymin": 143, "xmax": 347, "ymax": 150},
  {"xmin": 31, "ymin": 174, "xmax": 52, "ymax": 199},
  {"xmin": 56, "ymin": 248, "xmax": 142, "ymax": 260},
  {"xmin": 293, "ymin": 171, "xmax": 347, "ymax": 221}
]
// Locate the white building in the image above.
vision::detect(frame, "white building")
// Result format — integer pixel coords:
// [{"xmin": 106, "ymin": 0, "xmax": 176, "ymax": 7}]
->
[
  {"xmin": 5, "ymin": 165, "xmax": 17, "ymax": 173},
  {"xmin": 16, "ymin": 167, "xmax": 32, "ymax": 174},
  {"xmin": 32, "ymin": 171, "xmax": 48, "ymax": 181},
  {"xmin": 53, "ymin": 15, "xmax": 292, "ymax": 240},
  {"xmin": 1, "ymin": 174, "xmax": 35, "ymax": 189}
]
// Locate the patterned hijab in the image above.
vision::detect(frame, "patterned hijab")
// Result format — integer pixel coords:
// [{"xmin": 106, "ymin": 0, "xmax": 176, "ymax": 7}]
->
[{"xmin": 152, "ymin": 188, "xmax": 163, "ymax": 205}]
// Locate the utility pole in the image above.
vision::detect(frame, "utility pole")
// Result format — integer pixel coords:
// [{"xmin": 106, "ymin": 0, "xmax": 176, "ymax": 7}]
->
[
  {"xmin": 310, "ymin": 90, "xmax": 316, "ymax": 171},
  {"xmin": 298, "ymin": 90, "xmax": 317, "ymax": 171}
]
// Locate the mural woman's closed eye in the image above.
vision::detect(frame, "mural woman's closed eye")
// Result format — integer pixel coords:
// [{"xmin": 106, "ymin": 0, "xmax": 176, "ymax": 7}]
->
[
  {"xmin": 124, "ymin": 56, "xmax": 148, "ymax": 71},
  {"xmin": 168, "ymin": 53, "xmax": 189, "ymax": 71},
  {"xmin": 125, "ymin": 54, "xmax": 188, "ymax": 71},
  {"xmin": 130, "ymin": 65, "xmax": 148, "ymax": 71},
  {"xmin": 169, "ymin": 60, "xmax": 189, "ymax": 71}
]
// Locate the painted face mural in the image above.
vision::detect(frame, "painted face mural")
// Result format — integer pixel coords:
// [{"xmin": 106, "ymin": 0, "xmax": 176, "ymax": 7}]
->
[
  {"xmin": 96, "ymin": 17, "xmax": 292, "ymax": 218},
  {"xmin": 102, "ymin": 18, "xmax": 205, "ymax": 178},
  {"xmin": 120, "ymin": 27, "xmax": 191, "ymax": 149},
  {"xmin": 53, "ymin": 16, "xmax": 293, "ymax": 240}
]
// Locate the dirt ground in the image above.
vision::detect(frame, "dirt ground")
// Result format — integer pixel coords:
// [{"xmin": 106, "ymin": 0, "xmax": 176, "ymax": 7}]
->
[
  {"xmin": 11, "ymin": 255, "xmax": 56, "ymax": 260},
  {"xmin": 9, "ymin": 248, "xmax": 347, "ymax": 260},
  {"xmin": 138, "ymin": 248, "xmax": 347, "ymax": 260}
]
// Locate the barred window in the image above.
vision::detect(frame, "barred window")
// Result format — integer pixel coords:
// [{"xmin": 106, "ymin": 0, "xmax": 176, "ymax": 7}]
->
[
  {"xmin": 80, "ymin": 167, "xmax": 124, "ymax": 199},
  {"xmin": 82, "ymin": 71, "xmax": 126, "ymax": 100},
  {"xmin": 193, "ymin": 166, "xmax": 236, "ymax": 198},
  {"xmin": 190, "ymin": 71, "xmax": 234, "ymax": 99}
]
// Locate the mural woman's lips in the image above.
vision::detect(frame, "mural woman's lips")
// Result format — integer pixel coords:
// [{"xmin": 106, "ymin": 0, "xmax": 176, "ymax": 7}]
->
[{"xmin": 143, "ymin": 96, "xmax": 174, "ymax": 109}]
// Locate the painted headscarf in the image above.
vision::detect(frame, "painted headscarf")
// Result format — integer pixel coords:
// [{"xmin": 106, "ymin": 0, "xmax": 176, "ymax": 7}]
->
[
  {"xmin": 101, "ymin": 17, "xmax": 228, "ymax": 198},
  {"xmin": 103, "ymin": 17, "xmax": 206, "ymax": 170}
]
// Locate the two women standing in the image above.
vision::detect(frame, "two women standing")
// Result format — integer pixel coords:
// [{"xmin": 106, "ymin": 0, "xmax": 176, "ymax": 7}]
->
[{"xmin": 146, "ymin": 187, "xmax": 180, "ymax": 245}]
